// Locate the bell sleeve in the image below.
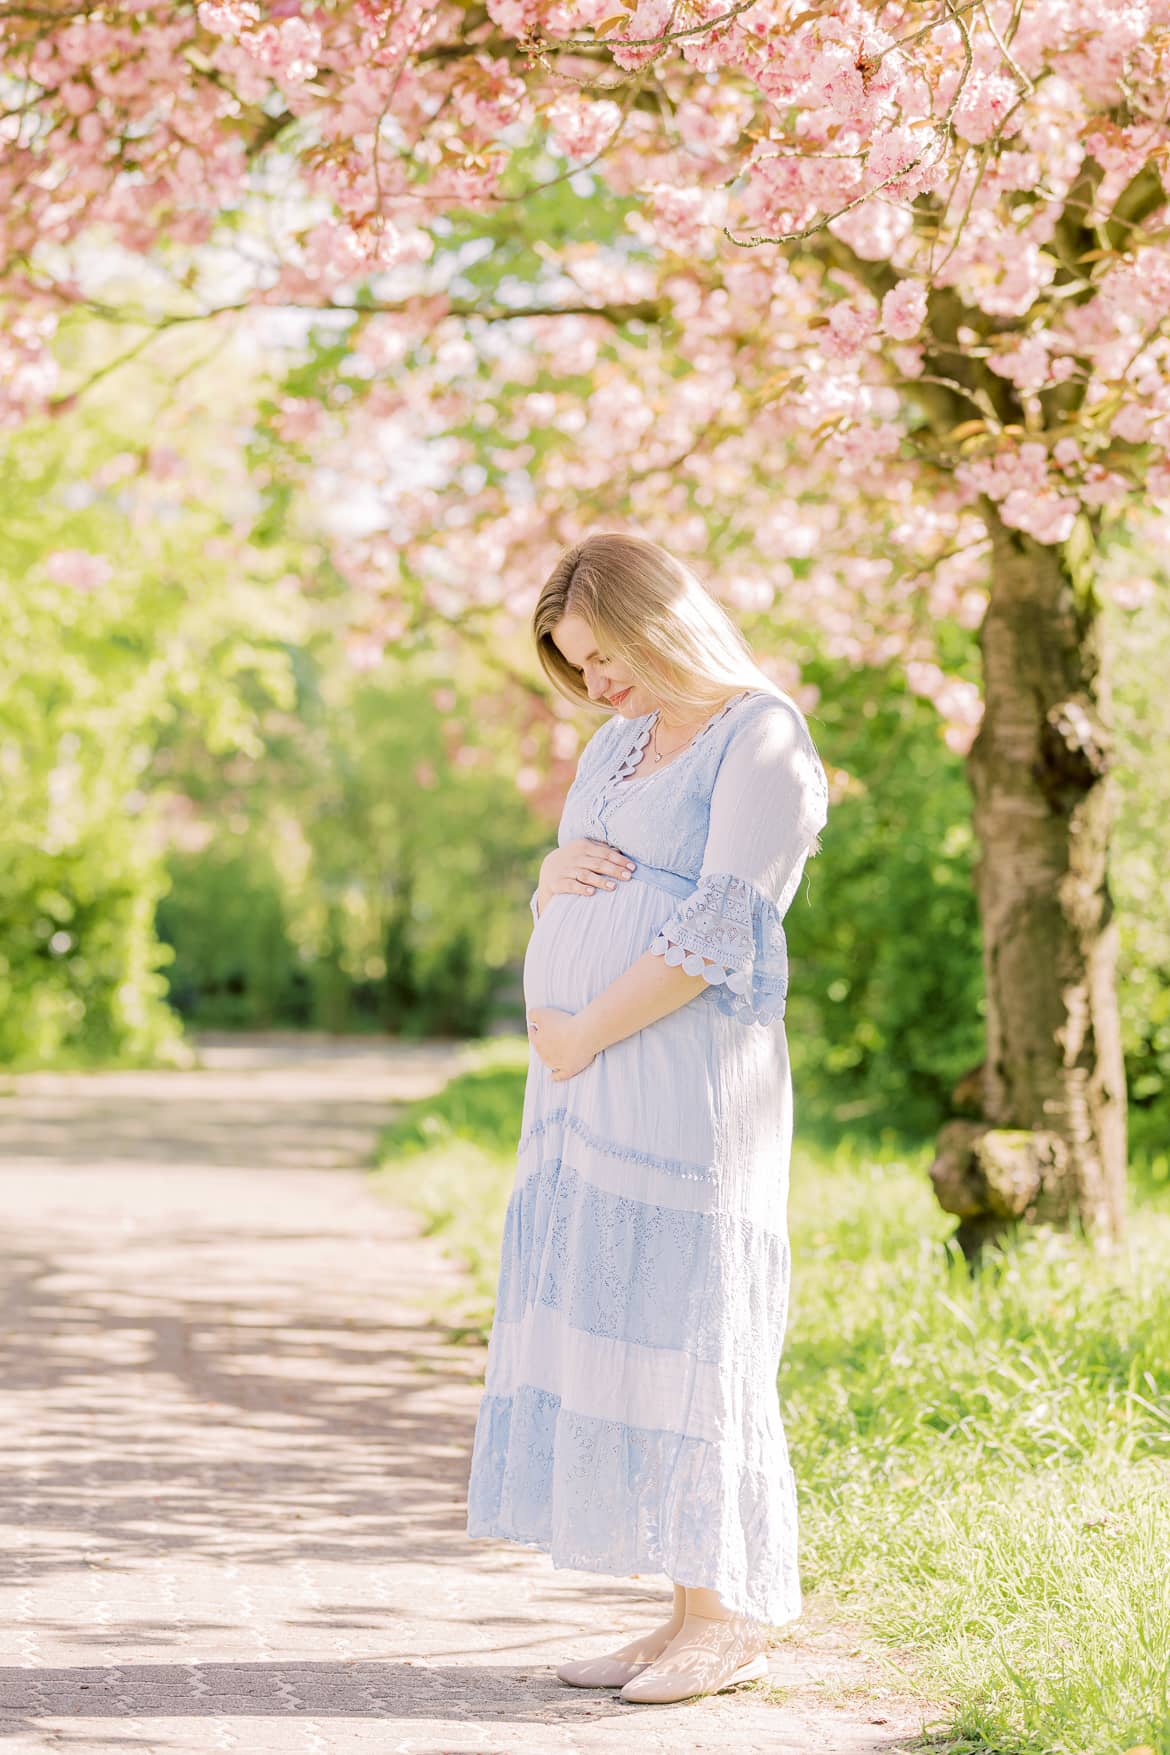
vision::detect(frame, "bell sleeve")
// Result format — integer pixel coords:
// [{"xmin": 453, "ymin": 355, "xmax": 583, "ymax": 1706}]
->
[{"xmin": 647, "ymin": 696, "xmax": 829, "ymax": 1026}]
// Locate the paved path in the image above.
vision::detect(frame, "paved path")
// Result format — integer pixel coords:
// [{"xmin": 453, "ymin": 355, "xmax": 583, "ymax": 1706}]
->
[{"xmin": 0, "ymin": 1034, "xmax": 942, "ymax": 1754}]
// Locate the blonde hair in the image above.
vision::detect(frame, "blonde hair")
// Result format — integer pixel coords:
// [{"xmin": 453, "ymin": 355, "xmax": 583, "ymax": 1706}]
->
[{"xmin": 534, "ymin": 531, "xmax": 803, "ymax": 727}]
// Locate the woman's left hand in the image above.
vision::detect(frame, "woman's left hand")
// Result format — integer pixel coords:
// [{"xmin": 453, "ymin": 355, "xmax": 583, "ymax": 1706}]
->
[{"xmin": 527, "ymin": 1007, "xmax": 598, "ymax": 1081}]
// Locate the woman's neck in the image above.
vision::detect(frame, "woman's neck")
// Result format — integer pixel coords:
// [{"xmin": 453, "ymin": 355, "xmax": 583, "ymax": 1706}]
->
[{"xmin": 655, "ymin": 691, "xmax": 740, "ymax": 734}]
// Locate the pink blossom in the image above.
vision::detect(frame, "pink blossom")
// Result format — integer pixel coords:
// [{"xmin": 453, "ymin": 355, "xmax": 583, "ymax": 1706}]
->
[
  {"xmin": 146, "ymin": 446, "xmax": 183, "ymax": 480},
  {"xmin": 675, "ymin": 86, "xmax": 754, "ymax": 157},
  {"xmin": 1078, "ymin": 464, "xmax": 1131, "ymax": 510},
  {"xmin": 452, "ymin": 56, "xmax": 531, "ymax": 136},
  {"xmin": 274, "ymin": 398, "xmax": 324, "ymax": 445},
  {"xmin": 545, "ymin": 94, "xmax": 622, "ymax": 161},
  {"xmin": 637, "ymin": 183, "xmax": 727, "ymax": 257},
  {"xmin": 866, "ymin": 125, "xmax": 950, "ymax": 200},
  {"xmin": 551, "ymin": 720, "xmax": 580, "ymax": 760},
  {"xmin": 610, "ymin": 0, "xmax": 673, "ymax": 72},
  {"xmin": 484, "ymin": 0, "xmax": 541, "ymax": 32},
  {"xmin": 245, "ymin": 18, "xmax": 322, "ymax": 82},
  {"xmin": 5, "ymin": 0, "xmax": 1170, "ymax": 711},
  {"xmin": 344, "ymin": 632, "xmax": 386, "ymax": 671},
  {"xmin": 989, "ymin": 334, "xmax": 1053, "ymax": 392},
  {"xmin": 197, "ymin": 0, "xmax": 260, "ymax": 37},
  {"xmin": 1109, "ymin": 574, "xmax": 1156, "ymax": 610},
  {"xmin": 956, "ymin": 441, "xmax": 1084, "ymax": 543},
  {"xmin": 823, "ymin": 296, "xmax": 879, "ymax": 361},
  {"xmin": 1111, "ymin": 404, "xmax": 1153, "ymax": 443},
  {"xmin": 953, "ymin": 69, "xmax": 1022, "ymax": 145},
  {"xmin": 881, "ymin": 280, "xmax": 928, "ymax": 341},
  {"xmin": 999, "ymin": 489, "xmax": 1080, "ymax": 543},
  {"xmin": 45, "ymin": 549, "xmax": 113, "ymax": 592},
  {"xmin": 60, "ymin": 80, "xmax": 95, "ymax": 117}
]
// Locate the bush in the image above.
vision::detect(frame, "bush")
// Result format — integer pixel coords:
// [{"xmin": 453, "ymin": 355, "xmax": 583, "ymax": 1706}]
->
[
  {"xmin": 788, "ymin": 661, "xmax": 985, "ymax": 1137},
  {"xmin": 0, "ymin": 828, "xmax": 182, "ymax": 1068},
  {"xmin": 156, "ymin": 841, "xmax": 310, "ymax": 1028}
]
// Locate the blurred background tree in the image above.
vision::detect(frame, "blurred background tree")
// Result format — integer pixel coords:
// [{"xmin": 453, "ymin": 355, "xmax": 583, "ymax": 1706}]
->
[{"xmin": 0, "ymin": 346, "xmax": 302, "ymax": 1067}]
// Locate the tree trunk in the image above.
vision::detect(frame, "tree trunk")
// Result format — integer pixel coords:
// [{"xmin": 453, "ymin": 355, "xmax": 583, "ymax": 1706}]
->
[{"xmin": 928, "ymin": 502, "xmax": 1128, "ymax": 1257}]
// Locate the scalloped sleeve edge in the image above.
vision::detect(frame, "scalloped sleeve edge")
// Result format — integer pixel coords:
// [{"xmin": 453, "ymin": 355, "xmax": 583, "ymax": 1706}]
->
[{"xmin": 646, "ymin": 870, "xmax": 789, "ymax": 1027}]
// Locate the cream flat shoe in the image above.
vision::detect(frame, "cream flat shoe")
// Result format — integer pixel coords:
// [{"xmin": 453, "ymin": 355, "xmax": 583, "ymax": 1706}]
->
[
  {"xmin": 556, "ymin": 1652, "xmax": 653, "ymax": 1688},
  {"xmin": 619, "ymin": 1650, "xmax": 768, "ymax": 1703},
  {"xmin": 618, "ymin": 1612, "xmax": 770, "ymax": 1705},
  {"xmin": 557, "ymin": 1613, "xmax": 689, "ymax": 1689}
]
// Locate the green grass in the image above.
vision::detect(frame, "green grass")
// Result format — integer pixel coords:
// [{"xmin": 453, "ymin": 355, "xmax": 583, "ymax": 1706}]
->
[{"xmin": 373, "ymin": 1038, "xmax": 1170, "ymax": 1755}]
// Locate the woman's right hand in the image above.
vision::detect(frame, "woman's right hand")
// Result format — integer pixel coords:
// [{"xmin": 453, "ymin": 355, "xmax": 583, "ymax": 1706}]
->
[{"xmin": 538, "ymin": 838, "xmax": 637, "ymax": 908}]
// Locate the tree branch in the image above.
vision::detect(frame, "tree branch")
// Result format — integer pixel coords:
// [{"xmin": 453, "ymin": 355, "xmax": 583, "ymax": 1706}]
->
[{"xmin": 31, "ymin": 286, "xmax": 667, "ymax": 331}]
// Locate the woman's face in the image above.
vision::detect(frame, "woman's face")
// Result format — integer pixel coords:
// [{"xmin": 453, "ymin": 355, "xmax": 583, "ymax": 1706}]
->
[{"xmin": 551, "ymin": 613, "xmax": 647, "ymax": 716}]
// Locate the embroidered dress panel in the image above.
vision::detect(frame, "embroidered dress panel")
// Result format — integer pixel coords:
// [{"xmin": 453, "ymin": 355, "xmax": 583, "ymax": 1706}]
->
[{"xmin": 467, "ymin": 687, "xmax": 830, "ymax": 1629}]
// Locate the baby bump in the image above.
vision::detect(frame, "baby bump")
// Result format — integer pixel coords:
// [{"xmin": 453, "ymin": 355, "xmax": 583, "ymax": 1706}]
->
[{"xmin": 523, "ymin": 878, "xmax": 665, "ymax": 1014}]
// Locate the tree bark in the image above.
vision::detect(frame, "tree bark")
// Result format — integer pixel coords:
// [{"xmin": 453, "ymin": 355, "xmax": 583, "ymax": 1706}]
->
[{"xmin": 929, "ymin": 502, "xmax": 1129, "ymax": 1257}]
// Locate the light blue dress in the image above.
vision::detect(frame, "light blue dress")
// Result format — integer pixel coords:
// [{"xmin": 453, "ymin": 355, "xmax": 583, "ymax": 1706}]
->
[{"xmin": 465, "ymin": 686, "xmax": 830, "ymax": 1627}]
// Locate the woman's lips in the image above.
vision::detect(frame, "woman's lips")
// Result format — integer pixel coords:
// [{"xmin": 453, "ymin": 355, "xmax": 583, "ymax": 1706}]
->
[{"xmin": 609, "ymin": 687, "xmax": 632, "ymax": 705}]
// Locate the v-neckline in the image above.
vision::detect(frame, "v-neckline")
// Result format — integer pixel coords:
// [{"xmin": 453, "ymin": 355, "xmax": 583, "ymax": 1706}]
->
[{"xmin": 608, "ymin": 688, "xmax": 757, "ymax": 790}]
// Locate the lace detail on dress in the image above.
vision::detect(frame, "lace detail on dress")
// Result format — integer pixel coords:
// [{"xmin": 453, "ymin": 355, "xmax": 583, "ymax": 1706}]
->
[
  {"xmin": 466, "ymin": 1386, "xmax": 803, "ymax": 1629},
  {"xmin": 606, "ymin": 691, "xmax": 755, "ymax": 792},
  {"xmin": 648, "ymin": 870, "xmax": 789, "ymax": 1027},
  {"xmin": 517, "ymin": 1105, "xmax": 712, "ymax": 1180},
  {"xmin": 612, "ymin": 719, "xmax": 654, "ymax": 784}
]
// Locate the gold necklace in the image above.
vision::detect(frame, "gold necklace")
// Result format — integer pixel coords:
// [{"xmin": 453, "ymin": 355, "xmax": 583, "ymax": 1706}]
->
[
  {"xmin": 651, "ymin": 692, "xmax": 746, "ymax": 763},
  {"xmin": 651, "ymin": 712, "xmax": 705, "ymax": 763}
]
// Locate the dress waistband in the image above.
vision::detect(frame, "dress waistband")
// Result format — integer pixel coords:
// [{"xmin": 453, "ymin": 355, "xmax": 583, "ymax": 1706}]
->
[{"xmin": 626, "ymin": 860, "xmax": 697, "ymax": 901}]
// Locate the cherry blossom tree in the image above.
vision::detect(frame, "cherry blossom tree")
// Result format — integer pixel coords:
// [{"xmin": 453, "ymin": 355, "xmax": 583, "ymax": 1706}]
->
[{"xmin": 6, "ymin": 0, "xmax": 1169, "ymax": 1249}]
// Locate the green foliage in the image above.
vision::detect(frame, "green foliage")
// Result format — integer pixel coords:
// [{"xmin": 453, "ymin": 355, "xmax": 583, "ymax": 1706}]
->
[
  {"xmin": 0, "ymin": 341, "xmax": 309, "ymax": 1066},
  {"xmin": 778, "ymin": 582, "xmax": 1170, "ymax": 1157},
  {"xmin": 291, "ymin": 671, "xmax": 550, "ymax": 1039},
  {"xmin": 381, "ymin": 1038, "xmax": 530, "ymax": 1160},
  {"xmin": 0, "ymin": 823, "xmax": 177, "ymax": 1068},
  {"xmin": 0, "ymin": 313, "xmax": 558, "ymax": 1057},
  {"xmin": 157, "ymin": 841, "xmax": 310, "ymax": 1027},
  {"xmin": 0, "ymin": 444, "xmax": 179, "ymax": 1065},
  {"xmin": 375, "ymin": 1042, "xmax": 1170, "ymax": 1755},
  {"xmin": 785, "ymin": 663, "xmax": 986, "ymax": 1137},
  {"xmin": 152, "ymin": 655, "xmax": 551, "ymax": 1039},
  {"xmin": 1107, "ymin": 579, "xmax": 1170, "ymax": 1174}
]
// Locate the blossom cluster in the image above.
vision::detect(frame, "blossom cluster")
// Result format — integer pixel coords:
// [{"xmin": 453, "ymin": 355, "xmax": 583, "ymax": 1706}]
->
[{"xmin": 5, "ymin": 0, "xmax": 1170, "ymax": 743}]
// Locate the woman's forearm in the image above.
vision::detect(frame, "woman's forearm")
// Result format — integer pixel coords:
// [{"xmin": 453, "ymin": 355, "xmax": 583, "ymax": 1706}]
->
[{"xmin": 576, "ymin": 949, "xmax": 710, "ymax": 1057}]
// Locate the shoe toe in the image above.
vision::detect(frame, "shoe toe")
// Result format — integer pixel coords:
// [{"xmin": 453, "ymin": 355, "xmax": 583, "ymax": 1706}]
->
[
  {"xmin": 618, "ymin": 1669, "xmax": 673, "ymax": 1703},
  {"xmin": 619, "ymin": 1649, "xmax": 769, "ymax": 1704},
  {"xmin": 557, "ymin": 1655, "xmax": 649, "ymax": 1688}
]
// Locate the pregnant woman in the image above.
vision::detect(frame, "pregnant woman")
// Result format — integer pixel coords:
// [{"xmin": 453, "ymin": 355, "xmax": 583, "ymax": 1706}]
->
[{"xmin": 465, "ymin": 531, "xmax": 830, "ymax": 1705}]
